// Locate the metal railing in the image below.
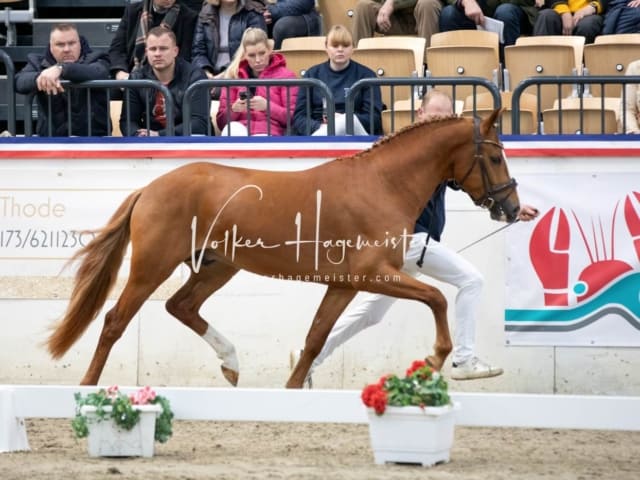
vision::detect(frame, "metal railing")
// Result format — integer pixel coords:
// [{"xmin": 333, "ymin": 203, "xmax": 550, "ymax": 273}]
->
[
  {"xmin": 0, "ymin": 48, "xmax": 15, "ymax": 134},
  {"xmin": 510, "ymin": 75, "xmax": 640, "ymax": 134},
  {"xmin": 23, "ymin": 79, "xmax": 174, "ymax": 137},
  {"xmin": 182, "ymin": 77, "xmax": 334, "ymax": 136},
  {"xmin": 345, "ymin": 77, "xmax": 501, "ymax": 135}
]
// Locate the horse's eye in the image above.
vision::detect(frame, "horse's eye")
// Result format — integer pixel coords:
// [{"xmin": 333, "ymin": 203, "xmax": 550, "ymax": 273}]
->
[{"xmin": 490, "ymin": 155, "xmax": 502, "ymax": 165}]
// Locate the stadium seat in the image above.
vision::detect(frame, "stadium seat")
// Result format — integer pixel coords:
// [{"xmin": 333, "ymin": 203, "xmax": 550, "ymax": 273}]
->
[
  {"xmin": 514, "ymin": 35, "xmax": 585, "ymax": 74},
  {"xmin": 278, "ymin": 49, "xmax": 328, "ymax": 78},
  {"xmin": 381, "ymin": 99, "xmax": 418, "ymax": 135},
  {"xmin": 542, "ymin": 97, "xmax": 618, "ymax": 134},
  {"xmin": 280, "ymin": 36, "xmax": 326, "ymax": 51},
  {"xmin": 426, "ymin": 30, "xmax": 500, "ymax": 104},
  {"xmin": 317, "ymin": 0, "xmax": 357, "ymax": 33},
  {"xmin": 351, "ymin": 48, "xmax": 416, "ymax": 109},
  {"xmin": 110, "ymin": 100, "xmax": 122, "ymax": 137},
  {"xmin": 583, "ymin": 38, "xmax": 640, "ymax": 98},
  {"xmin": 462, "ymin": 91, "xmax": 538, "ymax": 135},
  {"xmin": 357, "ymin": 35, "xmax": 427, "ymax": 74},
  {"xmin": 504, "ymin": 44, "xmax": 577, "ymax": 113}
]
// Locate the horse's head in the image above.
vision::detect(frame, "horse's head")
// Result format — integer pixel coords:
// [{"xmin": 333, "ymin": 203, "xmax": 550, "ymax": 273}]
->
[{"xmin": 454, "ymin": 109, "xmax": 520, "ymax": 223}]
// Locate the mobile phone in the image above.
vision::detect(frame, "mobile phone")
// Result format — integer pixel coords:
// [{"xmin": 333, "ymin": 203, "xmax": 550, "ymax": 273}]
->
[{"xmin": 239, "ymin": 91, "xmax": 248, "ymax": 100}]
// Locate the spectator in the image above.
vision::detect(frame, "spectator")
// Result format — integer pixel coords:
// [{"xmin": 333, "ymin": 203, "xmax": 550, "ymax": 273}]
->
[
  {"xmin": 439, "ymin": 0, "xmax": 543, "ymax": 61},
  {"xmin": 263, "ymin": 0, "xmax": 322, "ymax": 49},
  {"xmin": 298, "ymin": 90, "xmax": 540, "ymax": 384},
  {"xmin": 293, "ymin": 24, "xmax": 383, "ymax": 136},
  {"xmin": 619, "ymin": 59, "xmax": 640, "ymax": 134},
  {"xmin": 532, "ymin": 0, "xmax": 603, "ymax": 43},
  {"xmin": 439, "ymin": 0, "xmax": 491, "ymax": 33},
  {"xmin": 352, "ymin": 0, "xmax": 443, "ymax": 49},
  {"xmin": 216, "ymin": 27, "xmax": 298, "ymax": 136},
  {"xmin": 109, "ymin": 0, "xmax": 198, "ymax": 81},
  {"xmin": 120, "ymin": 27, "xmax": 210, "ymax": 136},
  {"xmin": 15, "ymin": 23, "xmax": 110, "ymax": 137},
  {"xmin": 494, "ymin": 1, "xmax": 544, "ymax": 50},
  {"xmin": 603, "ymin": 0, "xmax": 640, "ymax": 34},
  {"xmin": 192, "ymin": 0, "xmax": 267, "ymax": 82}
]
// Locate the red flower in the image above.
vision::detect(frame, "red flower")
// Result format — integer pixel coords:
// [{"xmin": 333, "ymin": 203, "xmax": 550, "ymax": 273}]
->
[{"xmin": 406, "ymin": 360, "xmax": 427, "ymax": 377}]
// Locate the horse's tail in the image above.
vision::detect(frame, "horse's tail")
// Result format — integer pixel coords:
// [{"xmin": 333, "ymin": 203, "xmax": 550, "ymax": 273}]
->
[{"xmin": 48, "ymin": 190, "xmax": 143, "ymax": 359}]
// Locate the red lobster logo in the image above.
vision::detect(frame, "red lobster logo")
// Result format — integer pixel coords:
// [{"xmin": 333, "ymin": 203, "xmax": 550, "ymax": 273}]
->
[{"xmin": 529, "ymin": 191, "xmax": 640, "ymax": 306}]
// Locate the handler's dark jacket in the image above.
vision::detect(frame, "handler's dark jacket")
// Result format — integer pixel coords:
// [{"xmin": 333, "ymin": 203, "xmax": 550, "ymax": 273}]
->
[
  {"xmin": 14, "ymin": 36, "xmax": 110, "ymax": 137},
  {"xmin": 414, "ymin": 181, "xmax": 460, "ymax": 241}
]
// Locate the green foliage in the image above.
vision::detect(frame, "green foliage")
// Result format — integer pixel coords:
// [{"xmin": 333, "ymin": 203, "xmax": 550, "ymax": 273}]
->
[{"xmin": 71, "ymin": 386, "xmax": 173, "ymax": 443}]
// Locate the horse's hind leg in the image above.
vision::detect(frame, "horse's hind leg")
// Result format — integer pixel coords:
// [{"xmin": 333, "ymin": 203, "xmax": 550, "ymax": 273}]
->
[
  {"xmin": 166, "ymin": 261, "xmax": 240, "ymax": 385},
  {"xmin": 286, "ymin": 286, "xmax": 357, "ymax": 388},
  {"xmin": 80, "ymin": 272, "xmax": 172, "ymax": 385}
]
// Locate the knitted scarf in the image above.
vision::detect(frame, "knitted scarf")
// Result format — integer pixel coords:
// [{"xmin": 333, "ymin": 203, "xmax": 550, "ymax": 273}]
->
[{"xmin": 133, "ymin": 0, "xmax": 181, "ymax": 70}]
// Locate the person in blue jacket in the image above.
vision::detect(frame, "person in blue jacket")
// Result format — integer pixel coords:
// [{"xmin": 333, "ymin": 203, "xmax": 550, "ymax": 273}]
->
[
  {"xmin": 263, "ymin": 0, "xmax": 322, "ymax": 49},
  {"xmin": 292, "ymin": 24, "xmax": 383, "ymax": 136}
]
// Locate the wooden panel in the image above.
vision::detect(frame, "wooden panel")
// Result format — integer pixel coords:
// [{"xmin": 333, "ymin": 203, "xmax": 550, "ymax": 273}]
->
[
  {"xmin": 357, "ymin": 35, "xmax": 426, "ymax": 73},
  {"xmin": 542, "ymin": 108, "xmax": 617, "ymax": 134},
  {"xmin": 280, "ymin": 36, "xmax": 326, "ymax": 51}
]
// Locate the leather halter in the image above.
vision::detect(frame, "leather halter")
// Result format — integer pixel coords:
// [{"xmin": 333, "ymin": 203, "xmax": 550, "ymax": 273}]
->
[{"xmin": 455, "ymin": 118, "xmax": 517, "ymax": 212}]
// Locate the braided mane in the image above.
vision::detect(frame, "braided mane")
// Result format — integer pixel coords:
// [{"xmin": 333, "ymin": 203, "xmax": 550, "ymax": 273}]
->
[{"xmin": 352, "ymin": 114, "xmax": 462, "ymax": 160}]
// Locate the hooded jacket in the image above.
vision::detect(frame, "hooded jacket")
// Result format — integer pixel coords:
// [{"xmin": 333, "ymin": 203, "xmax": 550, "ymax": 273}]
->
[
  {"xmin": 216, "ymin": 52, "xmax": 298, "ymax": 136},
  {"xmin": 15, "ymin": 36, "xmax": 110, "ymax": 137}
]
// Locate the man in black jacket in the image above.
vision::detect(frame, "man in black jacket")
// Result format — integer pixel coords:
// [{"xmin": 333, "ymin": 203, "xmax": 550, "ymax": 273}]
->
[
  {"xmin": 14, "ymin": 23, "xmax": 110, "ymax": 137},
  {"xmin": 109, "ymin": 0, "xmax": 198, "ymax": 81},
  {"xmin": 120, "ymin": 27, "xmax": 210, "ymax": 136}
]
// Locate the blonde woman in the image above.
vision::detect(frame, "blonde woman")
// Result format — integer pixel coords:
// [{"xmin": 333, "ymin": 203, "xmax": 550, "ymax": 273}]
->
[
  {"xmin": 619, "ymin": 59, "xmax": 640, "ymax": 134},
  {"xmin": 216, "ymin": 27, "xmax": 298, "ymax": 136}
]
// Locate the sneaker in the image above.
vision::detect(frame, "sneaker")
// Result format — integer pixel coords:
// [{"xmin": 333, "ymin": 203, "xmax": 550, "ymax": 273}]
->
[
  {"xmin": 289, "ymin": 349, "xmax": 313, "ymax": 388},
  {"xmin": 451, "ymin": 356, "xmax": 503, "ymax": 380}
]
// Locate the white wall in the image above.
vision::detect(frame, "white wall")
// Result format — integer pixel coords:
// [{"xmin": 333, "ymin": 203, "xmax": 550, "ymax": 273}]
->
[{"xmin": 1, "ymin": 138, "xmax": 639, "ymax": 395}]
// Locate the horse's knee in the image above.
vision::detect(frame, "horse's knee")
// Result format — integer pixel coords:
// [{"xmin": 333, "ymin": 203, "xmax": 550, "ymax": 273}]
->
[
  {"xmin": 428, "ymin": 289, "xmax": 448, "ymax": 315},
  {"xmin": 101, "ymin": 310, "xmax": 127, "ymax": 343},
  {"xmin": 165, "ymin": 296, "xmax": 188, "ymax": 319}
]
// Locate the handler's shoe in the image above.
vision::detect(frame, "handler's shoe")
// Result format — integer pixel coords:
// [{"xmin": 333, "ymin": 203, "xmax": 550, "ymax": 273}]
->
[
  {"xmin": 289, "ymin": 349, "xmax": 313, "ymax": 389},
  {"xmin": 451, "ymin": 356, "xmax": 503, "ymax": 380}
]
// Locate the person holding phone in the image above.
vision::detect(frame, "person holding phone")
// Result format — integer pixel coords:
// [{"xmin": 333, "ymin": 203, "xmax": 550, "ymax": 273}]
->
[{"xmin": 216, "ymin": 27, "xmax": 298, "ymax": 136}]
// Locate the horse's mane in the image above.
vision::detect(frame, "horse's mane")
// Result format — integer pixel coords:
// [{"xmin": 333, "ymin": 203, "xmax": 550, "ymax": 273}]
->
[{"xmin": 352, "ymin": 114, "xmax": 463, "ymax": 160}]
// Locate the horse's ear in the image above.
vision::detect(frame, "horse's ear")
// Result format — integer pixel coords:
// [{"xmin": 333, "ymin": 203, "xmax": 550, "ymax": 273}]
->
[{"xmin": 481, "ymin": 108, "xmax": 504, "ymax": 135}]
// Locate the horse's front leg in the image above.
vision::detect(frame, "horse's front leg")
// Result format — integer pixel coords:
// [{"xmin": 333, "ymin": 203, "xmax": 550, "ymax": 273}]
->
[
  {"xmin": 369, "ymin": 269, "xmax": 453, "ymax": 371},
  {"xmin": 286, "ymin": 286, "xmax": 357, "ymax": 388}
]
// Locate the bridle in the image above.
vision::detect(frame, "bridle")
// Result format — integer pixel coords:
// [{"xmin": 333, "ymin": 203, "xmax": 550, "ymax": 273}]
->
[{"xmin": 454, "ymin": 117, "xmax": 517, "ymax": 212}]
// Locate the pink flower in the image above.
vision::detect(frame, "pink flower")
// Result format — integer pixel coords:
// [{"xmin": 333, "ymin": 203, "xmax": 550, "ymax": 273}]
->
[
  {"xmin": 106, "ymin": 385, "xmax": 120, "ymax": 398},
  {"xmin": 130, "ymin": 386, "xmax": 157, "ymax": 405}
]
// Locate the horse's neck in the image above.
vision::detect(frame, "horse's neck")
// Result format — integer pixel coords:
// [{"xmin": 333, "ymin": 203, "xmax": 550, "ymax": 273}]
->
[{"xmin": 366, "ymin": 124, "xmax": 461, "ymax": 215}]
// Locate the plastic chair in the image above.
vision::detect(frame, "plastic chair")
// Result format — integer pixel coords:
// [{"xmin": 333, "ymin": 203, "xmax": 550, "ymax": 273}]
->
[
  {"xmin": 542, "ymin": 97, "xmax": 618, "ymax": 134},
  {"xmin": 357, "ymin": 35, "xmax": 427, "ymax": 74}
]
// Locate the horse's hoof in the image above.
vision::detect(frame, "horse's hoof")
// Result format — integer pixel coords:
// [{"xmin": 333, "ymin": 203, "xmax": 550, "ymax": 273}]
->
[
  {"xmin": 425, "ymin": 355, "xmax": 442, "ymax": 371},
  {"xmin": 221, "ymin": 365, "xmax": 239, "ymax": 386}
]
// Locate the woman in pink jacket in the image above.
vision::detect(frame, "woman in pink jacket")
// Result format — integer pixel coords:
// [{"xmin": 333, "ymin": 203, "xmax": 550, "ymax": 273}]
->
[{"xmin": 216, "ymin": 27, "xmax": 298, "ymax": 136}]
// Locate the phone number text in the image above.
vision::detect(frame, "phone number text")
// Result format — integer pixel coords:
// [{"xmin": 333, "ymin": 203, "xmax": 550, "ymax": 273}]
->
[{"xmin": 0, "ymin": 229, "xmax": 95, "ymax": 249}]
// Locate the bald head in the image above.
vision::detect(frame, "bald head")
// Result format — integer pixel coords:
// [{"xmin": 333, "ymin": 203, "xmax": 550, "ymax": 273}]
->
[{"xmin": 417, "ymin": 90, "xmax": 454, "ymax": 122}]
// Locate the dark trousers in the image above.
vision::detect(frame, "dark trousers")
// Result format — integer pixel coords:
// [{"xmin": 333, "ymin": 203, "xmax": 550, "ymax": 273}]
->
[{"xmin": 533, "ymin": 9, "xmax": 603, "ymax": 44}]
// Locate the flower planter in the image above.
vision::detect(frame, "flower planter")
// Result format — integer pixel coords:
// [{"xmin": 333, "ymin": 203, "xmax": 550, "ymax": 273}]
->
[
  {"xmin": 80, "ymin": 404, "xmax": 162, "ymax": 458},
  {"xmin": 366, "ymin": 402, "xmax": 460, "ymax": 467}
]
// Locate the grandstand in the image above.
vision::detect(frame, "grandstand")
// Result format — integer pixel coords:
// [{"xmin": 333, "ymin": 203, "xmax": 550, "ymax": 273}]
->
[{"xmin": 1, "ymin": 1, "xmax": 639, "ymax": 136}]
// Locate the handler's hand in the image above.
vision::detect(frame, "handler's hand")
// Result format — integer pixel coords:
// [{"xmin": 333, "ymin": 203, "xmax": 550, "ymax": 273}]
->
[{"xmin": 518, "ymin": 204, "xmax": 539, "ymax": 222}]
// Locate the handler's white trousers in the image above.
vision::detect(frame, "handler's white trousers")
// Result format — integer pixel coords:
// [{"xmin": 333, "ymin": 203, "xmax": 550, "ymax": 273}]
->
[{"xmin": 312, "ymin": 232, "xmax": 484, "ymax": 368}]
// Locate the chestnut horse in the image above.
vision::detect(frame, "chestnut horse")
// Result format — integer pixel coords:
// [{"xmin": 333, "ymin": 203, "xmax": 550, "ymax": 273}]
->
[{"xmin": 47, "ymin": 109, "xmax": 519, "ymax": 388}]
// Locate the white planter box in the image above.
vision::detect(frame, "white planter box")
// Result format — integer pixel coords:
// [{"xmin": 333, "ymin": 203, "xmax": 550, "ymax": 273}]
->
[
  {"xmin": 366, "ymin": 402, "xmax": 460, "ymax": 467},
  {"xmin": 80, "ymin": 404, "xmax": 162, "ymax": 457}
]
